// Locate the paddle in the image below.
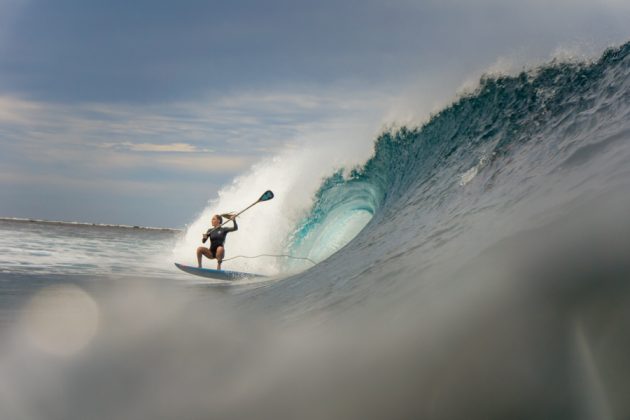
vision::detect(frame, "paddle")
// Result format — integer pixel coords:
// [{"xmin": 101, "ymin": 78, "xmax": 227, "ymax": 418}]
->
[{"xmin": 210, "ymin": 190, "xmax": 274, "ymax": 231}]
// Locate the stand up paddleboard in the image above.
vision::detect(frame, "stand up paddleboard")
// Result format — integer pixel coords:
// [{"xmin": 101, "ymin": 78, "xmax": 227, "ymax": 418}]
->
[
  {"xmin": 177, "ymin": 190, "xmax": 274, "ymax": 281},
  {"xmin": 174, "ymin": 263, "xmax": 266, "ymax": 281}
]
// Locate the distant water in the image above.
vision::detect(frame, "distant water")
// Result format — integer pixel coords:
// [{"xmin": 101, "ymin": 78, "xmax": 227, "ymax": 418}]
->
[
  {"xmin": 1, "ymin": 41, "xmax": 630, "ymax": 419},
  {"xmin": 0, "ymin": 218, "xmax": 180, "ymax": 276}
]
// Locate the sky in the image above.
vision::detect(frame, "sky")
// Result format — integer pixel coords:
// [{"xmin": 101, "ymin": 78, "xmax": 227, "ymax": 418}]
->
[{"xmin": 1, "ymin": 0, "xmax": 629, "ymax": 228}]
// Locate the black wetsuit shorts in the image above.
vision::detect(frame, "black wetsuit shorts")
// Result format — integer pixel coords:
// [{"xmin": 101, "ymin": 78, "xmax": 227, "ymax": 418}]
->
[
  {"xmin": 209, "ymin": 242, "xmax": 221, "ymax": 258},
  {"xmin": 205, "ymin": 220, "xmax": 238, "ymax": 257}
]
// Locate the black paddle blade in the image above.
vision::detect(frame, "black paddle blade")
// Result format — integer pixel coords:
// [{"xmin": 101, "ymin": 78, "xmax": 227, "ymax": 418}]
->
[{"xmin": 259, "ymin": 190, "xmax": 274, "ymax": 202}]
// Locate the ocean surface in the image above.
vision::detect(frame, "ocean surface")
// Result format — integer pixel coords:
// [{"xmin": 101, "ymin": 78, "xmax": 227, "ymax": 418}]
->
[{"xmin": 1, "ymin": 41, "xmax": 630, "ymax": 419}]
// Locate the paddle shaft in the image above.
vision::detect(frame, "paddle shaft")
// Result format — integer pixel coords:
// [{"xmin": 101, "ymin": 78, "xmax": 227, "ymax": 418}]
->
[
  {"xmin": 208, "ymin": 199, "xmax": 261, "ymax": 233},
  {"xmin": 204, "ymin": 190, "xmax": 273, "ymax": 235}
]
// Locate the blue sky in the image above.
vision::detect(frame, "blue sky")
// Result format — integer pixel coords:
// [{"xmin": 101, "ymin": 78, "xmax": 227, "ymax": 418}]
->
[{"xmin": 1, "ymin": 0, "xmax": 629, "ymax": 227}]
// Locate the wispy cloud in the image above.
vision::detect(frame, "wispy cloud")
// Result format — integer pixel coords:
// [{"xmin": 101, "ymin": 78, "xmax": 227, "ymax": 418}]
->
[
  {"xmin": 0, "ymin": 95, "xmax": 43, "ymax": 124},
  {"xmin": 102, "ymin": 142, "xmax": 212, "ymax": 153},
  {"xmin": 0, "ymin": 87, "xmax": 389, "ymax": 226},
  {"xmin": 1, "ymin": 87, "xmax": 393, "ymax": 159},
  {"xmin": 0, "ymin": 169, "xmax": 193, "ymax": 195}
]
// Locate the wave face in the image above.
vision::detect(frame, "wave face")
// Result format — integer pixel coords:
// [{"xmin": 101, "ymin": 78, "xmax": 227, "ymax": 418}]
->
[
  {"xmin": 285, "ymin": 170, "xmax": 382, "ymax": 266},
  {"xmin": 235, "ymin": 42, "xmax": 630, "ymax": 418},
  {"xmin": 286, "ymin": 42, "xmax": 630, "ymax": 267}
]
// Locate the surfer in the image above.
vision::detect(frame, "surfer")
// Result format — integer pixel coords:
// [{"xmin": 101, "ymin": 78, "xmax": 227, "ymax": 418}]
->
[{"xmin": 196, "ymin": 214, "xmax": 238, "ymax": 270}]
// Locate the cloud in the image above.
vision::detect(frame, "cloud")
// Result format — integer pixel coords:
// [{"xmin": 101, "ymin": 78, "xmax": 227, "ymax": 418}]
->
[
  {"xmin": 0, "ymin": 87, "xmax": 386, "ymax": 208},
  {"xmin": 2, "ymin": 147, "xmax": 255, "ymax": 178},
  {"xmin": 0, "ymin": 169, "xmax": 196, "ymax": 195},
  {"xmin": 0, "ymin": 85, "xmax": 390, "ymax": 225},
  {"xmin": 0, "ymin": 86, "xmax": 392, "ymax": 161},
  {"xmin": 2, "ymin": 0, "xmax": 626, "ymax": 104},
  {"xmin": 0, "ymin": 95, "xmax": 43, "ymax": 124},
  {"xmin": 103, "ymin": 142, "xmax": 212, "ymax": 153}
]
